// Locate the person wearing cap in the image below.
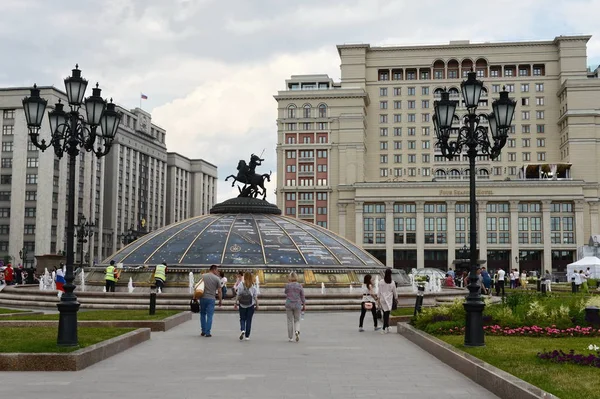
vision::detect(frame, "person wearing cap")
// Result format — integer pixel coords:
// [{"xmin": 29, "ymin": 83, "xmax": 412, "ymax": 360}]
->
[
  {"xmin": 154, "ymin": 262, "xmax": 167, "ymax": 292},
  {"xmin": 105, "ymin": 260, "xmax": 118, "ymax": 292}
]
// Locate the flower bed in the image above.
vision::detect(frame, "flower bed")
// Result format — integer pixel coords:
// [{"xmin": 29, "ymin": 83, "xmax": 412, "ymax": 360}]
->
[
  {"xmin": 538, "ymin": 349, "xmax": 600, "ymax": 368},
  {"xmin": 434, "ymin": 324, "xmax": 600, "ymax": 337}
]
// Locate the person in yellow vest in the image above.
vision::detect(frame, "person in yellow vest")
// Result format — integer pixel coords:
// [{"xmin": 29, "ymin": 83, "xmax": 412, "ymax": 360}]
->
[
  {"xmin": 105, "ymin": 260, "xmax": 118, "ymax": 292},
  {"xmin": 155, "ymin": 262, "xmax": 167, "ymax": 292}
]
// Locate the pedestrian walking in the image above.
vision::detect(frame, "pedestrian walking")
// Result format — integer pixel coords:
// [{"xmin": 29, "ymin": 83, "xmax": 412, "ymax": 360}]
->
[
  {"xmin": 220, "ymin": 271, "xmax": 228, "ymax": 299},
  {"xmin": 234, "ymin": 272, "xmax": 259, "ymax": 341},
  {"xmin": 377, "ymin": 269, "xmax": 398, "ymax": 333},
  {"xmin": 233, "ymin": 271, "xmax": 244, "ymax": 294},
  {"xmin": 284, "ymin": 272, "xmax": 305, "ymax": 342},
  {"xmin": 496, "ymin": 267, "xmax": 506, "ymax": 296},
  {"xmin": 543, "ymin": 269, "xmax": 552, "ymax": 292},
  {"xmin": 4, "ymin": 263, "xmax": 14, "ymax": 286},
  {"xmin": 199, "ymin": 265, "xmax": 222, "ymax": 337},
  {"xmin": 359, "ymin": 274, "xmax": 380, "ymax": 332}
]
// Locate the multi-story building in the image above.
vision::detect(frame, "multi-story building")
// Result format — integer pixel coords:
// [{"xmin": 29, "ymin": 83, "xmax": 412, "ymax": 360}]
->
[
  {"xmin": 165, "ymin": 152, "xmax": 218, "ymax": 224},
  {"xmin": 0, "ymin": 87, "xmax": 217, "ymax": 267},
  {"xmin": 275, "ymin": 35, "xmax": 600, "ymax": 274}
]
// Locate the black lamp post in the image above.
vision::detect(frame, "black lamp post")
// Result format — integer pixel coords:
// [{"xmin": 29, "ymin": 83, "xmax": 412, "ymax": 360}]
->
[
  {"xmin": 75, "ymin": 215, "xmax": 95, "ymax": 269},
  {"xmin": 22, "ymin": 65, "xmax": 121, "ymax": 346},
  {"xmin": 433, "ymin": 71, "xmax": 516, "ymax": 347},
  {"xmin": 119, "ymin": 225, "xmax": 138, "ymax": 245}
]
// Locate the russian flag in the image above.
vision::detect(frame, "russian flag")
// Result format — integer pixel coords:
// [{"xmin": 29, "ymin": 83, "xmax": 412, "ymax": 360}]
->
[{"xmin": 141, "ymin": 93, "xmax": 148, "ymax": 100}]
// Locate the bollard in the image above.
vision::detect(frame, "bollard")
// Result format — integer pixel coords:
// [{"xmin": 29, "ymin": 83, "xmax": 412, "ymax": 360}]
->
[
  {"xmin": 541, "ymin": 280, "xmax": 547, "ymax": 295},
  {"xmin": 536, "ymin": 279, "xmax": 541, "ymax": 292},
  {"xmin": 149, "ymin": 285, "xmax": 156, "ymax": 315},
  {"xmin": 571, "ymin": 277, "xmax": 577, "ymax": 294},
  {"xmin": 585, "ymin": 306, "xmax": 600, "ymax": 328},
  {"xmin": 413, "ymin": 284, "xmax": 425, "ymax": 316}
]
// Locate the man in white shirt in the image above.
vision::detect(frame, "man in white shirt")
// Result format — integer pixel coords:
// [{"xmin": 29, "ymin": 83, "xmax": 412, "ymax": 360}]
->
[
  {"xmin": 496, "ymin": 267, "xmax": 506, "ymax": 296},
  {"xmin": 509, "ymin": 269, "xmax": 516, "ymax": 289},
  {"xmin": 572, "ymin": 270, "xmax": 582, "ymax": 293}
]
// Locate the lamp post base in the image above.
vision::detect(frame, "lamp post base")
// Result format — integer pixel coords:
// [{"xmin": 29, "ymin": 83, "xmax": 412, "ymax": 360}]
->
[
  {"xmin": 56, "ymin": 300, "xmax": 81, "ymax": 347},
  {"xmin": 463, "ymin": 299, "xmax": 485, "ymax": 347}
]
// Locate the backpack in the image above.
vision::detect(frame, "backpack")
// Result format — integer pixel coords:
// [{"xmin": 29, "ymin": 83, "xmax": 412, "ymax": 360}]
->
[{"xmin": 238, "ymin": 284, "xmax": 253, "ymax": 306}]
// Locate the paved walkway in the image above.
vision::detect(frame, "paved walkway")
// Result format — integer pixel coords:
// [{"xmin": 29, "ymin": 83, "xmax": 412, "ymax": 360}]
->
[{"xmin": 0, "ymin": 312, "xmax": 497, "ymax": 399}]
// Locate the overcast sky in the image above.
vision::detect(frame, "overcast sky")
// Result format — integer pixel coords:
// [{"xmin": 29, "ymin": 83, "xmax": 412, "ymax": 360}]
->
[{"xmin": 2, "ymin": 0, "xmax": 599, "ymax": 203}]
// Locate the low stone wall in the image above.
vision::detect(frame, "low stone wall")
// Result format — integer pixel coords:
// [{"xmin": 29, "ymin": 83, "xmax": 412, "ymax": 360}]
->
[
  {"xmin": 0, "ymin": 311, "xmax": 191, "ymax": 332},
  {"xmin": 0, "ymin": 311, "xmax": 44, "ymax": 318},
  {"xmin": 0, "ymin": 328, "xmax": 150, "ymax": 371},
  {"xmin": 397, "ymin": 323, "xmax": 557, "ymax": 399}
]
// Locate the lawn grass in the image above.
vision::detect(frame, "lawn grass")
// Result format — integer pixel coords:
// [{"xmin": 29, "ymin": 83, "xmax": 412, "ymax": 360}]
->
[
  {"xmin": 0, "ymin": 308, "xmax": 29, "ymax": 314},
  {"xmin": 8, "ymin": 309, "xmax": 180, "ymax": 321},
  {"xmin": 0, "ymin": 327, "xmax": 135, "ymax": 353},
  {"xmin": 438, "ymin": 335, "xmax": 600, "ymax": 399},
  {"xmin": 391, "ymin": 307, "xmax": 417, "ymax": 316}
]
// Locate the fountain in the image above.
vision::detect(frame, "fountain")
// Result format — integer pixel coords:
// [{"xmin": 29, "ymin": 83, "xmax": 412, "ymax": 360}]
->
[
  {"xmin": 255, "ymin": 275, "xmax": 260, "ymax": 294},
  {"xmin": 127, "ymin": 277, "xmax": 134, "ymax": 293},
  {"xmin": 51, "ymin": 271, "xmax": 56, "ymax": 291},
  {"xmin": 321, "ymin": 282, "xmax": 325, "ymax": 294},
  {"xmin": 349, "ymin": 284, "xmax": 353, "ymax": 293},
  {"xmin": 188, "ymin": 272, "xmax": 194, "ymax": 294},
  {"xmin": 38, "ymin": 278, "xmax": 43, "ymax": 290},
  {"xmin": 80, "ymin": 270, "xmax": 85, "ymax": 292},
  {"xmin": 374, "ymin": 275, "xmax": 380, "ymax": 294}
]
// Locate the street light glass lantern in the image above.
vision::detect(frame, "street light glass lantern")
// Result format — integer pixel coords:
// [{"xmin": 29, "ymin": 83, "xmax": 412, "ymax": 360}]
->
[
  {"xmin": 84, "ymin": 84, "xmax": 106, "ymax": 127},
  {"xmin": 48, "ymin": 101, "xmax": 68, "ymax": 136},
  {"xmin": 22, "ymin": 85, "xmax": 48, "ymax": 129},
  {"xmin": 492, "ymin": 89, "xmax": 517, "ymax": 130},
  {"xmin": 99, "ymin": 100, "xmax": 122, "ymax": 144},
  {"xmin": 64, "ymin": 65, "xmax": 88, "ymax": 106},
  {"xmin": 434, "ymin": 90, "xmax": 457, "ymax": 130},
  {"xmin": 461, "ymin": 71, "xmax": 484, "ymax": 109}
]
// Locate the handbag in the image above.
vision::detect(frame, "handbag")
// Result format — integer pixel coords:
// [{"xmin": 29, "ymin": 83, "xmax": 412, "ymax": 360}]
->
[
  {"xmin": 364, "ymin": 302, "xmax": 373, "ymax": 310},
  {"xmin": 376, "ymin": 308, "xmax": 383, "ymax": 320},
  {"xmin": 392, "ymin": 296, "xmax": 398, "ymax": 310},
  {"xmin": 193, "ymin": 278, "xmax": 205, "ymax": 299},
  {"xmin": 189, "ymin": 299, "xmax": 200, "ymax": 313}
]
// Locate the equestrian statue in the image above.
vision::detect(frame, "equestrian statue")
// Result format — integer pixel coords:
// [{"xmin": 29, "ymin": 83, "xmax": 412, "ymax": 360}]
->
[{"xmin": 225, "ymin": 153, "xmax": 272, "ymax": 200}]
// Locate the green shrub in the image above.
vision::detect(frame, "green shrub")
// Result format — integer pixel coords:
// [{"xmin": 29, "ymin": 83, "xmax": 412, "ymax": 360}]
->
[{"xmin": 422, "ymin": 320, "xmax": 464, "ymax": 334}]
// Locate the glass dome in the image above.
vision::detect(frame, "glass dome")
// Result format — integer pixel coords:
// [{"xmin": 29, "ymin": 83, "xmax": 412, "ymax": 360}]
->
[{"xmin": 106, "ymin": 214, "xmax": 384, "ymax": 269}]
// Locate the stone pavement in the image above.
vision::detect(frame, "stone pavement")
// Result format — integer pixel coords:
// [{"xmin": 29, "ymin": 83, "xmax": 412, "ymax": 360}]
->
[{"xmin": 0, "ymin": 312, "xmax": 498, "ymax": 399}]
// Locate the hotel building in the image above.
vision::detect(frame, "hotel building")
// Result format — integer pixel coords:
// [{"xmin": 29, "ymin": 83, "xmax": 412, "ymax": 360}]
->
[
  {"xmin": 275, "ymin": 35, "xmax": 600, "ymax": 274},
  {"xmin": 0, "ymin": 87, "xmax": 217, "ymax": 267}
]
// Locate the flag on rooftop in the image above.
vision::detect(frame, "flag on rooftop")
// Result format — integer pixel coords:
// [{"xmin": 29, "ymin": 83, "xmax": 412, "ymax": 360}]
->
[{"xmin": 141, "ymin": 93, "xmax": 148, "ymax": 100}]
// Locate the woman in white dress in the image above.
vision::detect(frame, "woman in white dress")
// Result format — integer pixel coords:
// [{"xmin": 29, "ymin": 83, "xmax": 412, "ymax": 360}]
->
[{"xmin": 378, "ymin": 269, "xmax": 398, "ymax": 334}]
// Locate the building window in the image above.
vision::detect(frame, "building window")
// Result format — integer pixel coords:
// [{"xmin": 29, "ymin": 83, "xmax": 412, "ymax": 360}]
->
[
  {"xmin": 1, "ymin": 158, "xmax": 12, "ymax": 168},
  {"xmin": 3, "ymin": 110, "xmax": 15, "ymax": 119},
  {"xmin": 536, "ymin": 138, "xmax": 545, "ymax": 147},
  {"xmin": 521, "ymin": 98, "xmax": 529, "ymax": 106},
  {"xmin": 380, "ymin": 154, "xmax": 388, "ymax": 163},
  {"xmin": 379, "ymin": 101, "xmax": 388, "ymax": 109},
  {"xmin": 25, "ymin": 191, "xmax": 37, "ymax": 201},
  {"xmin": 2, "ymin": 142, "xmax": 13, "ymax": 152},
  {"xmin": 379, "ymin": 114, "xmax": 388, "ymax": 123},
  {"xmin": 27, "ymin": 157, "xmax": 39, "ymax": 168},
  {"xmin": 407, "ymin": 87, "xmax": 415, "ymax": 96},
  {"xmin": 24, "ymin": 224, "xmax": 36, "ymax": 235},
  {"xmin": 379, "ymin": 87, "xmax": 387, "ymax": 96},
  {"xmin": 522, "ymin": 138, "xmax": 530, "ymax": 147},
  {"xmin": 535, "ymin": 83, "xmax": 544, "ymax": 92},
  {"xmin": 2, "ymin": 126, "xmax": 14, "ymax": 136},
  {"xmin": 380, "ymin": 128, "xmax": 388, "ymax": 136},
  {"xmin": 521, "ymin": 83, "xmax": 529, "ymax": 92},
  {"xmin": 26, "ymin": 174, "xmax": 37, "ymax": 184},
  {"xmin": 380, "ymin": 168, "xmax": 388, "ymax": 177},
  {"xmin": 537, "ymin": 152, "xmax": 546, "ymax": 161},
  {"xmin": 393, "ymin": 87, "xmax": 401, "ymax": 96},
  {"xmin": 318, "ymin": 104, "xmax": 327, "ymax": 118},
  {"xmin": 536, "ymin": 124, "xmax": 545, "ymax": 134},
  {"xmin": 0, "ymin": 191, "xmax": 9, "ymax": 201},
  {"xmin": 521, "ymin": 111, "xmax": 530, "ymax": 120},
  {"xmin": 393, "ymin": 114, "xmax": 402, "ymax": 123},
  {"xmin": 536, "ymin": 97, "xmax": 544, "ymax": 106},
  {"xmin": 536, "ymin": 110, "xmax": 544, "ymax": 119},
  {"xmin": 287, "ymin": 105, "xmax": 296, "ymax": 118}
]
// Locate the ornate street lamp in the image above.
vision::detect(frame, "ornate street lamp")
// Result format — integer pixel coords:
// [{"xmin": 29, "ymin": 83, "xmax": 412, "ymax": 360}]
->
[
  {"xmin": 75, "ymin": 215, "xmax": 95, "ymax": 269},
  {"xmin": 22, "ymin": 65, "xmax": 121, "ymax": 346},
  {"xmin": 434, "ymin": 71, "xmax": 516, "ymax": 347},
  {"xmin": 119, "ymin": 225, "xmax": 138, "ymax": 245}
]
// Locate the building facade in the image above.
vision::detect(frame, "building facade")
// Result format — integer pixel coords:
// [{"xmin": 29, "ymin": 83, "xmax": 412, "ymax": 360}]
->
[
  {"xmin": 165, "ymin": 152, "xmax": 217, "ymax": 224},
  {"xmin": 275, "ymin": 35, "xmax": 600, "ymax": 274},
  {"xmin": 0, "ymin": 87, "xmax": 217, "ymax": 267}
]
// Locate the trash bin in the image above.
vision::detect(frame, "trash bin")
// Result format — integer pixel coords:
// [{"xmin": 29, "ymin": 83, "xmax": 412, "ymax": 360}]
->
[
  {"xmin": 585, "ymin": 306, "xmax": 600, "ymax": 327},
  {"xmin": 541, "ymin": 280, "xmax": 547, "ymax": 294},
  {"xmin": 536, "ymin": 279, "xmax": 541, "ymax": 291}
]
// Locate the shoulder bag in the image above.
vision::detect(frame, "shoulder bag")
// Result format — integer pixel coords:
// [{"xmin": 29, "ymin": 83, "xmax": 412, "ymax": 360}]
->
[
  {"xmin": 189, "ymin": 299, "xmax": 200, "ymax": 313},
  {"xmin": 193, "ymin": 277, "xmax": 205, "ymax": 299}
]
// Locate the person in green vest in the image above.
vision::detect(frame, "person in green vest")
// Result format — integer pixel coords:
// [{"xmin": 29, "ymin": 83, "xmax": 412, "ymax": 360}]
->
[
  {"xmin": 105, "ymin": 260, "xmax": 117, "ymax": 292},
  {"xmin": 154, "ymin": 262, "xmax": 167, "ymax": 292}
]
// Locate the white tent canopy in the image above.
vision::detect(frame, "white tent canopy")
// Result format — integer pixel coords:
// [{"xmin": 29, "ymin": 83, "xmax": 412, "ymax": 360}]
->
[{"xmin": 567, "ymin": 256, "xmax": 600, "ymax": 279}]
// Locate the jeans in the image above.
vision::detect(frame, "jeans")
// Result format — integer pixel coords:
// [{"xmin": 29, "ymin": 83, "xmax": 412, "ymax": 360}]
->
[
  {"xmin": 497, "ymin": 280, "xmax": 505, "ymax": 296},
  {"xmin": 239, "ymin": 305, "xmax": 255, "ymax": 337},
  {"xmin": 359, "ymin": 302, "xmax": 378, "ymax": 328},
  {"xmin": 222, "ymin": 286, "xmax": 227, "ymax": 299},
  {"xmin": 286, "ymin": 308, "xmax": 301, "ymax": 339},
  {"xmin": 382, "ymin": 310, "xmax": 391, "ymax": 329},
  {"xmin": 200, "ymin": 298, "xmax": 216, "ymax": 335},
  {"xmin": 105, "ymin": 280, "xmax": 115, "ymax": 292}
]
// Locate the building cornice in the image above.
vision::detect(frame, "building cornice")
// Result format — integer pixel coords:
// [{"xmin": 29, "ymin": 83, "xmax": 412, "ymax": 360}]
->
[
  {"xmin": 274, "ymin": 90, "xmax": 367, "ymax": 102},
  {"xmin": 340, "ymin": 179, "xmax": 586, "ymax": 191}
]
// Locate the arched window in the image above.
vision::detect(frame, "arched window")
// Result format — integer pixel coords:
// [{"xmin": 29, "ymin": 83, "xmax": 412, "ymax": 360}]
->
[
  {"xmin": 303, "ymin": 104, "xmax": 312, "ymax": 118},
  {"xmin": 435, "ymin": 169, "xmax": 447, "ymax": 177},
  {"xmin": 318, "ymin": 104, "xmax": 327, "ymax": 118},
  {"xmin": 287, "ymin": 105, "xmax": 296, "ymax": 118},
  {"xmin": 449, "ymin": 169, "xmax": 461, "ymax": 179}
]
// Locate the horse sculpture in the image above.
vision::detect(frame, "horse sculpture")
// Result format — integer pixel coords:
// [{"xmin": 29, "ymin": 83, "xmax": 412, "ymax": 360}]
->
[{"xmin": 225, "ymin": 157, "xmax": 271, "ymax": 200}]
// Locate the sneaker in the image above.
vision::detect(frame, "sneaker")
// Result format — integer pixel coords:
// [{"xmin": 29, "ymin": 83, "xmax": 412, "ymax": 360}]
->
[
  {"xmin": 380, "ymin": 329, "xmax": 387, "ymax": 334},
  {"xmin": 295, "ymin": 331, "xmax": 300, "ymax": 342},
  {"xmin": 205, "ymin": 334, "xmax": 212, "ymax": 337},
  {"xmin": 359, "ymin": 327, "xmax": 364, "ymax": 332},
  {"xmin": 244, "ymin": 337, "xmax": 250, "ymax": 341},
  {"xmin": 239, "ymin": 331, "xmax": 245, "ymax": 341},
  {"xmin": 374, "ymin": 327, "xmax": 382, "ymax": 331},
  {"xmin": 289, "ymin": 338, "xmax": 294, "ymax": 342},
  {"xmin": 387, "ymin": 327, "xmax": 392, "ymax": 333},
  {"xmin": 201, "ymin": 332, "xmax": 205, "ymax": 337}
]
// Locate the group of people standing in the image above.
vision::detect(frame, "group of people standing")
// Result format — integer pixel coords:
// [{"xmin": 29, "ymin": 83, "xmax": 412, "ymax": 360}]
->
[
  {"xmin": 359, "ymin": 269, "xmax": 398, "ymax": 334},
  {"xmin": 571, "ymin": 267, "xmax": 593, "ymax": 293},
  {"xmin": 193, "ymin": 265, "xmax": 306, "ymax": 342}
]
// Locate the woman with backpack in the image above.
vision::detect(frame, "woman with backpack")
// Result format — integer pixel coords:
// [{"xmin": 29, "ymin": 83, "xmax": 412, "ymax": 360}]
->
[{"xmin": 233, "ymin": 272, "xmax": 258, "ymax": 341}]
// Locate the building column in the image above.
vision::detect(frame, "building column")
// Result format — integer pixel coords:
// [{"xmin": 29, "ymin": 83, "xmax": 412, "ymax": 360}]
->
[
  {"xmin": 416, "ymin": 201, "xmax": 425, "ymax": 269},
  {"xmin": 478, "ymin": 200, "xmax": 487, "ymax": 265},
  {"xmin": 542, "ymin": 200, "xmax": 552, "ymax": 272},
  {"xmin": 446, "ymin": 200, "xmax": 456, "ymax": 270},
  {"xmin": 589, "ymin": 201, "xmax": 600, "ymax": 236},
  {"xmin": 355, "ymin": 201, "xmax": 364, "ymax": 245},
  {"xmin": 385, "ymin": 201, "xmax": 394, "ymax": 268},
  {"xmin": 510, "ymin": 200, "xmax": 520, "ymax": 272},
  {"xmin": 575, "ymin": 200, "xmax": 585, "ymax": 249},
  {"xmin": 338, "ymin": 203, "xmax": 347, "ymax": 239}
]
